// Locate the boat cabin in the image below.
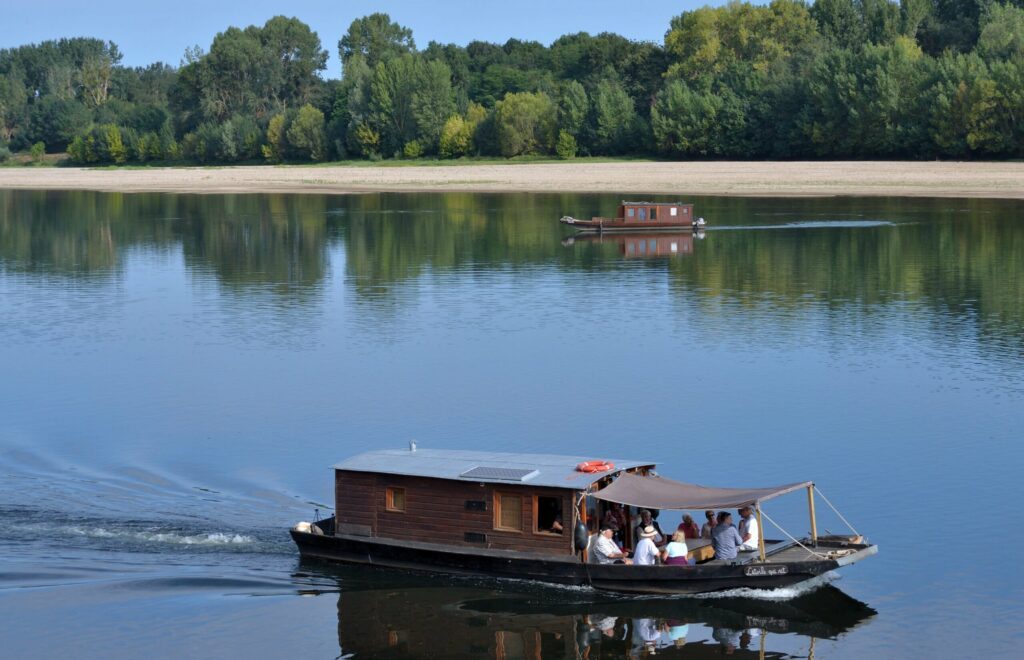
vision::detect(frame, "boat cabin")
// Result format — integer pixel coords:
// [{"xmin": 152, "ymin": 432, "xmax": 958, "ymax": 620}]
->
[
  {"xmin": 616, "ymin": 202, "xmax": 693, "ymax": 224},
  {"xmin": 332, "ymin": 448, "xmax": 654, "ymax": 556}
]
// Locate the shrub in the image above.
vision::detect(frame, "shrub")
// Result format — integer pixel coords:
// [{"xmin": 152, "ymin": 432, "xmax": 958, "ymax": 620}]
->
[
  {"xmin": 439, "ymin": 115, "xmax": 471, "ymax": 158},
  {"xmin": 30, "ymin": 141, "xmax": 45, "ymax": 163},
  {"xmin": 555, "ymin": 130, "xmax": 577, "ymax": 159},
  {"xmin": 402, "ymin": 139, "xmax": 424, "ymax": 158},
  {"xmin": 262, "ymin": 114, "xmax": 287, "ymax": 162},
  {"xmin": 0, "ymin": 144, "xmax": 11, "ymax": 163}
]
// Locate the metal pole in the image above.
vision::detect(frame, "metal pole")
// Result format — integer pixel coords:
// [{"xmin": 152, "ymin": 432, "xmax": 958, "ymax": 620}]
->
[
  {"xmin": 808, "ymin": 485, "xmax": 818, "ymax": 545},
  {"xmin": 756, "ymin": 505, "xmax": 766, "ymax": 562}
]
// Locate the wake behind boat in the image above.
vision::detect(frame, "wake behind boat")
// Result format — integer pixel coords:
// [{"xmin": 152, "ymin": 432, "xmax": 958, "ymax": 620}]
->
[
  {"xmin": 291, "ymin": 447, "xmax": 876, "ymax": 595},
  {"xmin": 560, "ymin": 201, "xmax": 706, "ymax": 232}
]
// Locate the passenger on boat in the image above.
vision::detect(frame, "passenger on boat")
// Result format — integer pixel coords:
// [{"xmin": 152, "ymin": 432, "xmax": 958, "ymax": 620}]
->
[
  {"xmin": 677, "ymin": 514, "xmax": 700, "ymax": 540},
  {"xmin": 661, "ymin": 531, "xmax": 690, "ymax": 565},
  {"xmin": 711, "ymin": 512, "xmax": 744, "ymax": 560},
  {"xmin": 700, "ymin": 510, "xmax": 717, "ymax": 539},
  {"xmin": 550, "ymin": 515, "xmax": 564, "ymax": 534},
  {"xmin": 602, "ymin": 504, "xmax": 627, "ymax": 544},
  {"xmin": 634, "ymin": 509, "xmax": 666, "ymax": 547},
  {"xmin": 737, "ymin": 506, "xmax": 760, "ymax": 552},
  {"xmin": 633, "ymin": 526, "xmax": 661, "ymax": 565},
  {"xmin": 591, "ymin": 524, "xmax": 632, "ymax": 564}
]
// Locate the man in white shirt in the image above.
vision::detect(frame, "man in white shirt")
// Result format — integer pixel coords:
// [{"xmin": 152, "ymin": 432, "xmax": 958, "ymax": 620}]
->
[
  {"xmin": 590, "ymin": 524, "xmax": 632, "ymax": 564},
  {"xmin": 737, "ymin": 506, "xmax": 760, "ymax": 551},
  {"xmin": 633, "ymin": 525, "xmax": 661, "ymax": 565}
]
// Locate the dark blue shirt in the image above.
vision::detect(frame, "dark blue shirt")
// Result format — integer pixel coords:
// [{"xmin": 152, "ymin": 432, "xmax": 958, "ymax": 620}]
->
[{"xmin": 711, "ymin": 523, "xmax": 744, "ymax": 560}]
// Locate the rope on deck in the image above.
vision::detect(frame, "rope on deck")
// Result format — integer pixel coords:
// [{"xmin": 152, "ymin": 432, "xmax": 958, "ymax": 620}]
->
[
  {"xmin": 759, "ymin": 509, "xmax": 829, "ymax": 560},
  {"xmin": 813, "ymin": 487, "xmax": 860, "ymax": 536}
]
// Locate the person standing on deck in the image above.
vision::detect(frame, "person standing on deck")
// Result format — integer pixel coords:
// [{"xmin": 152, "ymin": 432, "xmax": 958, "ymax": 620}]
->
[
  {"xmin": 634, "ymin": 509, "xmax": 666, "ymax": 547},
  {"xmin": 711, "ymin": 512, "xmax": 744, "ymax": 560},
  {"xmin": 737, "ymin": 506, "xmax": 760, "ymax": 552},
  {"xmin": 633, "ymin": 526, "xmax": 661, "ymax": 565}
]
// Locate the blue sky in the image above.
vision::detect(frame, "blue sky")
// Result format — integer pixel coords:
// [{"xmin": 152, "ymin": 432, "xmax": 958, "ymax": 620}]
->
[{"xmin": 5, "ymin": 1, "xmax": 706, "ymax": 74}]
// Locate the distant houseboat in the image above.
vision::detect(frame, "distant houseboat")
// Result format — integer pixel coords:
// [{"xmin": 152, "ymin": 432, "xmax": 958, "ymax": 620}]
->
[
  {"xmin": 291, "ymin": 447, "xmax": 876, "ymax": 595},
  {"xmin": 560, "ymin": 201, "xmax": 706, "ymax": 233}
]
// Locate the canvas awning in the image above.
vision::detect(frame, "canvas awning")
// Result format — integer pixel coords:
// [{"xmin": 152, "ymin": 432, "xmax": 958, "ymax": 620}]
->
[{"xmin": 591, "ymin": 472, "xmax": 812, "ymax": 510}]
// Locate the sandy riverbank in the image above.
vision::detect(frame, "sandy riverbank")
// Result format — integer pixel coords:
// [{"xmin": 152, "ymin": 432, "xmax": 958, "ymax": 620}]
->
[{"xmin": 1, "ymin": 161, "xmax": 1022, "ymax": 198}]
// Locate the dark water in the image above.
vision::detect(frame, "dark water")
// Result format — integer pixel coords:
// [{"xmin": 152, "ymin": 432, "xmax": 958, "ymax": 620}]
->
[{"xmin": 1, "ymin": 190, "xmax": 1022, "ymax": 658}]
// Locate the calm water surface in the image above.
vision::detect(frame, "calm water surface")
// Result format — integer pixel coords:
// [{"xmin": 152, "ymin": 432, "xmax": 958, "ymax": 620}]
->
[{"xmin": 1, "ymin": 190, "xmax": 1022, "ymax": 658}]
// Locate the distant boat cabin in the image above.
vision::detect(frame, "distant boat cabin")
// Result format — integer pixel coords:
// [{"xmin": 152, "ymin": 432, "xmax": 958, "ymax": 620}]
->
[{"xmin": 617, "ymin": 202, "xmax": 693, "ymax": 224}]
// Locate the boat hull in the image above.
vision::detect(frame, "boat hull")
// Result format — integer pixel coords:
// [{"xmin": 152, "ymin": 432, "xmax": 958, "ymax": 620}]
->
[
  {"xmin": 560, "ymin": 217, "xmax": 698, "ymax": 233},
  {"xmin": 291, "ymin": 526, "xmax": 876, "ymax": 596}
]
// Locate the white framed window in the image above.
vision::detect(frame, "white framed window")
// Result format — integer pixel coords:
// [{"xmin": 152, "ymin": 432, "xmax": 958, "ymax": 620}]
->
[{"xmin": 670, "ymin": 207, "xmax": 678, "ymax": 216}]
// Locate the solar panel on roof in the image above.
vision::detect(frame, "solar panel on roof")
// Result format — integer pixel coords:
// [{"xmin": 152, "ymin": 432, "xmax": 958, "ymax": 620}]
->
[{"xmin": 460, "ymin": 466, "xmax": 539, "ymax": 482}]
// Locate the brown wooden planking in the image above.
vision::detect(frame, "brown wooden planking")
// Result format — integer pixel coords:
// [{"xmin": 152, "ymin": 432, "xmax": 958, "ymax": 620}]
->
[{"xmin": 335, "ymin": 470, "xmax": 576, "ymax": 555}]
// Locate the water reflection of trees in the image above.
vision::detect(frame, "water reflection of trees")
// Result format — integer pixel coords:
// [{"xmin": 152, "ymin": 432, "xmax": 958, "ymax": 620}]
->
[{"xmin": 1, "ymin": 190, "xmax": 1021, "ymax": 346}]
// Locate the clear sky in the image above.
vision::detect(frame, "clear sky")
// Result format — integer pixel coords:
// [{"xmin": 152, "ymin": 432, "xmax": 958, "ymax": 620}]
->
[{"xmin": 4, "ymin": 1, "xmax": 706, "ymax": 75}]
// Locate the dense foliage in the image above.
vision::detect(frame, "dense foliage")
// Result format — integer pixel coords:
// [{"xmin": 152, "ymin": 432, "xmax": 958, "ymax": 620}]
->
[{"xmin": 2, "ymin": 2, "xmax": 1023, "ymax": 164}]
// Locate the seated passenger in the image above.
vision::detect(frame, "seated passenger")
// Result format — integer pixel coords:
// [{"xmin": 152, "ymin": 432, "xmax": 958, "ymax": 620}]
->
[
  {"xmin": 662, "ymin": 530, "xmax": 690, "ymax": 565},
  {"xmin": 591, "ymin": 524, "xmax": 632, "ymax": 564},
  {"xmin": 633, "ymin": 526, "xmax": 661, "ymax": 565},
  {"xmin": 550, "ymin": 515, "xmax": 564, "ymax": 534},
  {"xmin": 737, "ymin": 506, "xmax": 760, "ymax": 551},
  {"xmin": 711, "ymin": 512, "xmax": 744, "ymax": 561},
  {"xmin": 677, "ymin": 514, "xmax": 700, "ymax": 540},
  {"xmin": 700, "ymin": 510, "xmax": 717, "ymax": 539}
]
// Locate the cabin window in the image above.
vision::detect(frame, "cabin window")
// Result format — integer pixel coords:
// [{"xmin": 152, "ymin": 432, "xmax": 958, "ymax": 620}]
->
[
  {"xmin": 494, "ymin": 492, "xmax": 523, "ymax": 531},
  {"xmin": 683, "ymin": 207, "xmax": 689, "ymax": 214},
  {"xmin": 639, "ymin": 208, "xmax": 647, "ymax": 221},
  {"xmin": 650, "ymin": 208, "xmax": 658, "ymax": 220},
  {"xmin": 627, "ymin": 207, "xmax": 635, "ymax": 218},
  {"xmin": 534, "ymin": 496, "xmax": 563, "ymax": 534},
  {"xmin": 385, "ymin": 487, "xmax": 406, "ymax": 512},
  {"xmin": 670, "ymin": 207, "xmax": 678, "ymax": 217}
]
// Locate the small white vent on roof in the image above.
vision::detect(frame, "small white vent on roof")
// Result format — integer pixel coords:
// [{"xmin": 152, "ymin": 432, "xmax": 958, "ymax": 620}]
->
[{"xmin": 460, "ymin": 466, "xmax": 539, "ymax": 482}]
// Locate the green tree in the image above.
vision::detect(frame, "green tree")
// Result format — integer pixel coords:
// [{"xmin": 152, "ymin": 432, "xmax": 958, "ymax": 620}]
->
[
  {"xmin": 593, "ymin": 77, "xmax": 639, "ymax": 154},
  {"xmin": 651, "ymin": 80, "xmax": 724, "ymax": 156},
  {"xmin": 286, "ymin": 104, "xmax": 327, "ymax": 160},
  {"xmin": 557, "ymin": 80, "xmax": 589, "ymax": 140},
  {"xmin": 339, "ymin": 13, "xmax": 415, "ymax": 70},
  {"xmin": 977, "ymin": 4, "xmax": 1024, "ymax": 60},
  {"xmin": 411, "ymin": 59, "xmax": 455, "ymax": 153},
  {"xmin": 493, "ymin": 91, "xmax": 556, "ymax": 156}
]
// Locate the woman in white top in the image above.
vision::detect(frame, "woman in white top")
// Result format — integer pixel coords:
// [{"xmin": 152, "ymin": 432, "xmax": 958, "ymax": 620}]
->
[{"xmin": 661, "ymin": 530, "xmax": 690, "ymax": 565}]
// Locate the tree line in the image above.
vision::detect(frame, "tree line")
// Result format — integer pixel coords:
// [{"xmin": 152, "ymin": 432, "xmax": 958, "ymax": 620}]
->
[{"xmin": 2, "ymin": 1, "xmax": 1023, "ymax": 165}]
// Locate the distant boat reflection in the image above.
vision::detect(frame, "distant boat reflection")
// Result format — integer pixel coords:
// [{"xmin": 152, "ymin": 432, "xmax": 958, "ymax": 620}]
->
[
  {"xmin": 562, "ymin": 231, "xmax": 704, "ymax": 258},
  {"xmin": 295, "ymin": 562, "xmax": 874, "ymax": 658}
]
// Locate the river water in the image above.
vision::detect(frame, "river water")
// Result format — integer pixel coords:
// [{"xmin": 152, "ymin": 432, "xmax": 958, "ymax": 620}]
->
[{"xmin": 1, "ymin": 190, "xmax": 1021, "ymax": 658}]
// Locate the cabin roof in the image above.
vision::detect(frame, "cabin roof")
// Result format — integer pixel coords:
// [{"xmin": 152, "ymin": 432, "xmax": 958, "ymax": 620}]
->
[{"xmin": 333, "ymin": 448, "xmax": 655, "ymax": 490}]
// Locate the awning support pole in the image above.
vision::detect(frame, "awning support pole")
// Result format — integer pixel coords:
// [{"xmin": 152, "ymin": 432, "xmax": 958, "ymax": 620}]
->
[
  {"xmin": 807, "ymin": 485, "xmax": 818, "ymax": 546},
  {"xmin": 756, "ymin": 505, "xmax": 766, "ymax": 562}
]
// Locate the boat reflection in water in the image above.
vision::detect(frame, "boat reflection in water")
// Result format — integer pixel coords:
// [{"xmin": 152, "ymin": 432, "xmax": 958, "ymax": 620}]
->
[
  {"xmin": 296, "ymin": 563, "xmax": 875, "ymax": 659},
  {"xmin": 562, "ymin": 231, "xmax": 704, "ymax": 258}
]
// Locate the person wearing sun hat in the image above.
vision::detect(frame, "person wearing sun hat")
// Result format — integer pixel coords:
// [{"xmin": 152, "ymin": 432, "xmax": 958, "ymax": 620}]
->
[{"xmin": 633, "ymin": 525, "xmax": 661, "ymax": 565}]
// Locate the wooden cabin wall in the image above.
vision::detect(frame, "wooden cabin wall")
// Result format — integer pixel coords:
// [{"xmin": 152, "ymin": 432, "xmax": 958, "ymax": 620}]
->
[{"xmin": 334, "ymin": 470, "xmax": 575, "ymax": 555}]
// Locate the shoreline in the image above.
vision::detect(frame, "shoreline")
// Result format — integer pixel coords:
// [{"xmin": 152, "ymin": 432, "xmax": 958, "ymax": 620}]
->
[{"xmin": 1, "ymin": 161, "xmax": 1022, "ymax": 199}]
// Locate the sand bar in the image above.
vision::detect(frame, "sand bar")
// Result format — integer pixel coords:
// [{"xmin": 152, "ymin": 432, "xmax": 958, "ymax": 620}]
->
[{"xmin": 1, "ymin": 161, "xmax": 1022, "ymax": 198}]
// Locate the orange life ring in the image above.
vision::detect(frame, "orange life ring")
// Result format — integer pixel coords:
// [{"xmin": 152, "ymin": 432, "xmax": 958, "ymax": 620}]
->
[{"xmin": 577, "ymin": 460, "xmax": 615, "ymax": 473}]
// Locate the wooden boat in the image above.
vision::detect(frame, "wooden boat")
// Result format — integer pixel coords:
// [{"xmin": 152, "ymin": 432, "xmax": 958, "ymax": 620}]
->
[
  {"xmin": 290, "ymin": 447, "xmax": 876, "ymax": 596},
  {"xmin": 560, "ymin": 201, "xmax": 706, "ymax": 233}
]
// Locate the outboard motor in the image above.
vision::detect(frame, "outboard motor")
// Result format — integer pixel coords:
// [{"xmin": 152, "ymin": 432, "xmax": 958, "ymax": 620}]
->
[{"xmin": 574, "ymin": 521, "xmax": 589, "ymax": 553}]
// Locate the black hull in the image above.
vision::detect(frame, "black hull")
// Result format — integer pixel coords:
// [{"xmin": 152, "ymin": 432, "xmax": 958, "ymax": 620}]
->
[{"xmin": 291, "ymin": 527, "xmax": 875, "ymax": 596}]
